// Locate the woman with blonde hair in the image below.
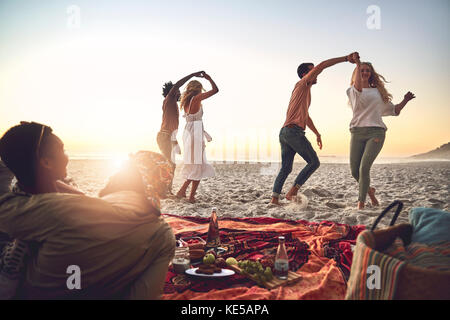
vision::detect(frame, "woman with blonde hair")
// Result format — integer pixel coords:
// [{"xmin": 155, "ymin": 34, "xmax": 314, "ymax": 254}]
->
[
  {"xmin": 347, "ymin": 53, "xmax": 415, "ymax": 209},
  {"xmin": 176, "ymin": 72, "xmax": 219, "ymax": 203}
]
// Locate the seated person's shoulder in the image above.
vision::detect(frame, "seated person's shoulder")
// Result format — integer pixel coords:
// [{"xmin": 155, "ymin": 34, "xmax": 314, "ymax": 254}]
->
[
  {"xmin": 101, "ymin": 191, "xmax": 160, "ymax": 217},
  {"xmin": 0, "ymin": 193, "xmax": 105, "ymax": 240},
  {"xmin": 41, "ymin": 192, "xmax": 159, "ymax": 220},
  {"xmin": 0, "ymin": 191, "xmax": 149, "ymax": 220},
  {"xmin": 26, "ymin": 193, "xmax": 108, "ymax": 215}
]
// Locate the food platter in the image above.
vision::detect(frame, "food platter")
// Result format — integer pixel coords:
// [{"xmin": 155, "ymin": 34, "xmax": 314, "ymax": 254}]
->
[{"xmin": 185, "ymin": 268, "xmax": 235, "ymax": 278}]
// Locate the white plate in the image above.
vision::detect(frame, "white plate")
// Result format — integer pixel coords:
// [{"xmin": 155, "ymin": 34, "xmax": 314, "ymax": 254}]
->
[{"xmin": 185, "ymin": 268, "xmax": 235, "ymax": 278}]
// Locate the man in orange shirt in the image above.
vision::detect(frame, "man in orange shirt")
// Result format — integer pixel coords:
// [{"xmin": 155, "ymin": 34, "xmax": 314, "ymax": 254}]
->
[{"xmin": 270, "ymin": 53, "xmax": 358, "ymax": 205}]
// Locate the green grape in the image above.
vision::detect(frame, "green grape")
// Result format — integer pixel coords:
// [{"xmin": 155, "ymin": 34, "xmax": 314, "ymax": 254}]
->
[{"xmin": 264, "ymin": 267, "xmax": 273, "ymax": 281}]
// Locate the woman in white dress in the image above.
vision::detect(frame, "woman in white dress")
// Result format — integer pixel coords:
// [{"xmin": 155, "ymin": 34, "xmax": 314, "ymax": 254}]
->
[
  {"xmin": 347, "ymin": 53, "xmax": 415, "ymax": 209},
  {"xmin": 176, "ymin": 72, "xmax": 219, "ymax": 203}
]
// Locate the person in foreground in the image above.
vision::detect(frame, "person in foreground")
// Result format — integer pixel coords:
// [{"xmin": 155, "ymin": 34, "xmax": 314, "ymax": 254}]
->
[
  {"xmin": 0, "ymin": 122, "xmax": 175, "ymax": 299},
  {"xmin": 347, "ymin": 53, "xmax": 415, "ymax": 209},
  {"xmin": 157, "ymin": 71, "xmax": 205, "ymax": 195},
  {"xmin": 270, "ymin": 52, "xmax": 358, "ymax": 205},
  {"xmin": 176, "ymin": 72, "xmax": 218, "ymax": 203}
]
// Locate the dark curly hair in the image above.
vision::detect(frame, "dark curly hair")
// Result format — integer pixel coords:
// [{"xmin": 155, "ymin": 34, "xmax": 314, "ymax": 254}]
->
[
  {"xmin": 162, "ymin": 81, "xmax": 174, "ymax": 98},
  {"xmin": 297, "ymin": 63, "xmax": 314, "ymax": 79}
]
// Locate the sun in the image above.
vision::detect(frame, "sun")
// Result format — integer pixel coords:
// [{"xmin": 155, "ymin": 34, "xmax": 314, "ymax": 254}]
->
[{"xmin": 111, "ymin": 155, "xmax": 128, "ymax": 171}]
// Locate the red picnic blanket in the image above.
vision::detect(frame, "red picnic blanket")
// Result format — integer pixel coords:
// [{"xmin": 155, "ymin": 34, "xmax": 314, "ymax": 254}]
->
[{"xmin": 163, "ymin": 215, "xmax": 365, "ymax": 300}]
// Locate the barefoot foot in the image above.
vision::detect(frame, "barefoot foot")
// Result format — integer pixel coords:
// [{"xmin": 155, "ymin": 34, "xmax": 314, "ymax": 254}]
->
[
  {"xmin": 270, "ymin": 197, "xmax": 280, "ymax": 205},
  {"xmin": 188, "ymin": 197, "xmax": 196, "ymax": 204},
  {"xmin": 176, "ymin": 191, "xmax": 186, "ymax": 199},
  {"xmin": 357, "ymin": 201, "xmax": 365, "ymax": 210},
  {"xmin": 368, "ymin": 187, "xmax": 379, "ymax": 206},
  {"xmin": 285, "ymin": 185, "xmax": 300, "ymax": 201}
]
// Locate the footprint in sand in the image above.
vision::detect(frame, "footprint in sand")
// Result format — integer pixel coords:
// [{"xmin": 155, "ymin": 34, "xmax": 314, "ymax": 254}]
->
[
  {"xmin": 428, "ymin": 198, "xmax": 445, "ymax": 204},
  {"xmin": 303, "ymin": 189, "xmax": 316, "ymax": 197},
  {"xmin": 325, "ymin": 202, "xmax": 346, "ymax": 209},
  {"xmin": 285, "ymin": 194, "xmax": 309, "ymax": 210},
  {"xmin": 311, "ymin": 188, "xmax": 332, "ymax": 197},
  {"xmin": 303, "ymin": 212, "xmax": 315, "ymax": 220}
]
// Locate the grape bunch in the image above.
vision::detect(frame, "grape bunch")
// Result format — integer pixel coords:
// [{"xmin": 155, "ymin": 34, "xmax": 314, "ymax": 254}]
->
[{"xmin": 238, "ymin": 260, "xmax": 273, "ymax": 285}]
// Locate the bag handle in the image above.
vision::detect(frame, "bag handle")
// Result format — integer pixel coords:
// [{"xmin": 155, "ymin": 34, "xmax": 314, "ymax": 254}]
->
[{"xmin": 370, "ymin": 200, "xmax": 404, "ymax": 231}]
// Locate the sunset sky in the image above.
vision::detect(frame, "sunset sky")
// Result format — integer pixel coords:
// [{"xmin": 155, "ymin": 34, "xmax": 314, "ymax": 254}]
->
[{"xmin": 1, "ymin": 0, "xmax": 449, "ymax": 161}]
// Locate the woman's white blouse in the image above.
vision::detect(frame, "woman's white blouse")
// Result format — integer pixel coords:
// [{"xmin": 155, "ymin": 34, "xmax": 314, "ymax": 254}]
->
[{"xmin": 347, "ymin": 86, "xmax": 397, "ymax": 129}]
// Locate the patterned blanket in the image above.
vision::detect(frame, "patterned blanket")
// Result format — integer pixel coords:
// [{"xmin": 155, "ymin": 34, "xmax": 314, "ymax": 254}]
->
[{"xmin": 163, "ymin": 214, "xmax": 365, "ymax": 300}]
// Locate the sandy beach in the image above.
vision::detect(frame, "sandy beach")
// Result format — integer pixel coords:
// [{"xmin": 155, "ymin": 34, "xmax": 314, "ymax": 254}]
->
[{"xmin": 68, "ymin": 160, "xmax": 450, "ymax": 229}]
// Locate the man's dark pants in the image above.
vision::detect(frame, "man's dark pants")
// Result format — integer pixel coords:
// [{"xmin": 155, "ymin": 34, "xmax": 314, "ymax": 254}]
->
[{"xmin": 272, "ymin": 125, "xmax": 320, "ymax": 198}]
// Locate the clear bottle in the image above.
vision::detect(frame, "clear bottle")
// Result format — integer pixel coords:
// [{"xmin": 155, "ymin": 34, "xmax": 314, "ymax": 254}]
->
[
  {"xmin": 172, "ymin": 246, "xmax": 190, "ymax": 274},
  {"xmin": 274, "ymin": 236, "xmax": 289, "ymax": 280},
  {"xmin": 206, "ymin": 207, "xmax": 221, "ymax": 249}
]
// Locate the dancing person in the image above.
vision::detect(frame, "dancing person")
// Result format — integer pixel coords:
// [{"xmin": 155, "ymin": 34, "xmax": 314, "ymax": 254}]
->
[
  {"xmin": 0, "ymin": 122, "xmax": 175, "ymax": 299},
  {"xmin": 347, "ymin": 53, "xmax": 415, "ymax": 209},
  {"xmin": 157, "ymin": 71, "xmax": 205, "ymax": 196},
  {"xmin": 270, "ymin": 52, "xmax": 358, "ymax": 205},
  {"xmin": 176, "ymin": 72, "xmax": 218, "ymax": 203}
]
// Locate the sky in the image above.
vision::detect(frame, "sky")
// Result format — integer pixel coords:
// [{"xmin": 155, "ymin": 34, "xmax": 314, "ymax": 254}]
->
[{"xmin": 0, "ymin": 0, "xmax": 449, "ymax": 161}]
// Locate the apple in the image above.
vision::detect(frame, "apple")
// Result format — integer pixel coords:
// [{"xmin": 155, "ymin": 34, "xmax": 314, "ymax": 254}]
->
[{"xmin": 203, "ymin": 253, "xmax": 215, "ymax": 265}]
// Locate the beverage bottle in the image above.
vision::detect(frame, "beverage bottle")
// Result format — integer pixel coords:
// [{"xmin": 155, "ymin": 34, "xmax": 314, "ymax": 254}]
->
[
  {"xmin": 206, "ymin": 207, "xmax": 221, "ymax": 249},
  {"xmin": 274, "ymin": 236, "xmax": 289, "ymax": 280}
]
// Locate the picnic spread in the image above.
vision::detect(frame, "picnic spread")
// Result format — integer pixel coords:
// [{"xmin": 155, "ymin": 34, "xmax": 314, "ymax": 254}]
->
[{"xmin": 163, "ymin": 214, "xmax": 365, "ymax": 300}]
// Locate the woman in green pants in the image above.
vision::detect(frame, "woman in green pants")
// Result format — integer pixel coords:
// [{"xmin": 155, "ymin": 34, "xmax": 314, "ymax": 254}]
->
[{"xmin": 347, "ymin": 53, "xmax": 415, "ymax": 209}]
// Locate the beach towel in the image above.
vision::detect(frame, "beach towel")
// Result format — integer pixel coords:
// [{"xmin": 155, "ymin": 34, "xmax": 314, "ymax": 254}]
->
[
  {"xmin": 162, "ymin": 215, "xmax": 365, "ymax": 300},
  {"xmin": 409, "ymin": 207, "xmax": 450, "ymax": 245}
]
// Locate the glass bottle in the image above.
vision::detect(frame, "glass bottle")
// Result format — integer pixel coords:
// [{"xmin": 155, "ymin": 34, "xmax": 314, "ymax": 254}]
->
[
  {"xmin": 206, "ymin": 207, "xmax": 221, "ymax": 249},
  {"xmin": 274, "ymin": 236, "xmax": 289, "ymax": 280},
  {"xmin": 172, "ymin": 246, "xmax": 190, "ymax": 274}
]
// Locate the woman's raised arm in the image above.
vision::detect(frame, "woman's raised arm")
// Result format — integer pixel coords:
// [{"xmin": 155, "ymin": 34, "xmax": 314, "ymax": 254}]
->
[
  {"xmin": 394, "ymin": 91, "xmax": 416, "ymax": 115},
  {"xmin": 353, "ymin": 54, "xmax": 363, "ymax": 92},
  {"xmin": 195, "ymin": 72, "xmax": 219, "ymax": 102}
]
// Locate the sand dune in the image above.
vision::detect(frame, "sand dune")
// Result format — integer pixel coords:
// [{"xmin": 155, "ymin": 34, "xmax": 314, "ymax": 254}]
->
[{"xmin": 411, "ymin": 142, "xmax": 450, "ymax": 159}]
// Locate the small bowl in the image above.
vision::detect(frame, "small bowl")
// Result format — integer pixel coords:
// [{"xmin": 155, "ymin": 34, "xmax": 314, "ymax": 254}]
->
[{"xmin": 180, "ymin": 236, "xmax": 206, "ymax": 247}]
